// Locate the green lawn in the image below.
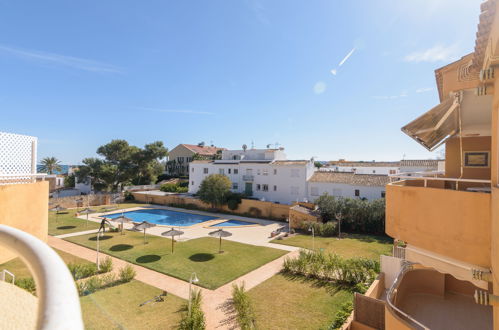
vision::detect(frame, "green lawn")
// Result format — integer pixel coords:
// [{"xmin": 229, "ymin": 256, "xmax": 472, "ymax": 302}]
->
[
  {"xmin": 48, "ymin": 202, "xmax": 146, "ymax": 236},
  {"xmin": 65, "ymin": 231, "xmax": 287, "ymax": 289},
  {"xmin": 271, "ymin": 233, "xmax": 392, "ymax": 260},
  {"xmin": 0, "ymin": 248, "xmax": 93, "ymax": 278},
  {"xmin": 248, "ymin": 273, "xmax": 353, "ymax": 330},
  {"xmin": 81, "ymin": 280, "xmax": 185, "ymax": 330}
]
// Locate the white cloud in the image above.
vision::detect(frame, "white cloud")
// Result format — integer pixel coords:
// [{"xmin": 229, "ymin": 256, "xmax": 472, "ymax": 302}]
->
[
  {"xmin": 0, "ymin": 44, "xmax": 122, "ymax": 73},
  {"xmin": 313, "ymin": 81, "xmax": 327, "ymax": 94},
  {"xmin": 416, "ymin": 87, "xmax": 434, "ymax": 93},
  {"xmin": 373, "ymin": 91, "xmax": 408, "ymax": 100},
  {"xmin": 137, "ymin": 106, "xmax": 215, "ymax": 115},
  {"xmin": 404, "ymin": 44, "xmax": 460, "ymax": 63}
]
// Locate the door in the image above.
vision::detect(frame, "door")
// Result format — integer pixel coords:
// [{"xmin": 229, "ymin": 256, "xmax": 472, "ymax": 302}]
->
[{"xmin": 245, "ymin": 182, "xmax": 253, "ymax": 196}]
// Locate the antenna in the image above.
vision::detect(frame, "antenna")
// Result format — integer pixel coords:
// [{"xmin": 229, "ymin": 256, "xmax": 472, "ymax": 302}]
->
[{"xmin": 251, "ymin": 140, "xmax": 254, "ymax": 149}]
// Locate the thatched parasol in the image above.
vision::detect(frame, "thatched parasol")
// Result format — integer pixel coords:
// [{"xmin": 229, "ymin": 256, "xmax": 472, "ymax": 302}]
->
[
  {"xmin": 133, "ymin": 221, "xmax": 157, "ymax": 244},
  {"xmin": 161, "ymin": 228, "xmax": 184, "ymax": 253},
  {"xmin": 110, "ymin": 215, "xmax": 133, "ymax": 235},
  {"xmin": 208, "ymin": 229, "xmax": 232, "ymax": 253}
]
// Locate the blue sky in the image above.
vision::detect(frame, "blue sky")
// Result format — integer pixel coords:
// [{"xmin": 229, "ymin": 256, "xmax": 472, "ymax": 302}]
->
[{"xmin": 0, "ymin": 0, "xmax": 483, "ymax": 164}]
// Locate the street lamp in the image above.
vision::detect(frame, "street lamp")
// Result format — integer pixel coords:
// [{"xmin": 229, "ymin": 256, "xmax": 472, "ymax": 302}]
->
[
  {"xmin": 308, "ymin": 225, "xmax": 315, "ymax": 250},
  {"xmin": 188, "ymin": 272, "xmax": 199, "ymax": 317},
  {"xmin": 286, "ymin": 218, "xmax": 291, "ymax": 234}
]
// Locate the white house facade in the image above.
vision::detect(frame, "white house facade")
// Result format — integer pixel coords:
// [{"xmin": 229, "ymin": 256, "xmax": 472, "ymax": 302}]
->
[{"xmin": 189, "ymin": 148, "xmax": 315, "ymax": 204}]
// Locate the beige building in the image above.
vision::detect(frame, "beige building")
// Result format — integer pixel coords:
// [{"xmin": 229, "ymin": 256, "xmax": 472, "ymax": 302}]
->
[
  {"xmin": 166, "ymin": 143, "xmax": 224, "ymax": 177},
  {"xmin": 348, "ymin": 1, "xmax": 499, "ymax": 329}
]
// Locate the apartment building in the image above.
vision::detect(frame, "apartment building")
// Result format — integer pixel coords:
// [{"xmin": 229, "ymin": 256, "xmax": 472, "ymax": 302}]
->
[
  {"xmin": 347, "ymin": 2, "xmax": 499, "ymax": 329},
  {"xmin": 166, "ymin": 143, "xmax": 225, "ymax": 177},
  {"xmin": 189, "ymin": 148, "xmax": 315, "ymax": 204}
]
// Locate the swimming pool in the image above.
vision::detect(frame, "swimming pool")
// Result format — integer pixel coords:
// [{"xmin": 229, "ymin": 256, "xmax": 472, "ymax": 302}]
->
[
  {"xmin": 104, "ymin": 209, "xmax": 219, "ymax": 227},
  {"xmin": 211, "ymin": 219, "xmax": 257, "ymax": 227}
]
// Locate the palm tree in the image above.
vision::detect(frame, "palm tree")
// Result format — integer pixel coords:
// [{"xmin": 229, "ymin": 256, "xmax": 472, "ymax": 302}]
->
[{"xmin": 40, "ymin": 157, "xmax": 62, "ymax": 174}]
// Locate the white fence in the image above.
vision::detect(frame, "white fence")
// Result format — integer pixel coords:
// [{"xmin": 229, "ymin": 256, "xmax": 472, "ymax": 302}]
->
[{"xmin": 0, "ymin": 132, "xmax": 45, "ymax": 184}]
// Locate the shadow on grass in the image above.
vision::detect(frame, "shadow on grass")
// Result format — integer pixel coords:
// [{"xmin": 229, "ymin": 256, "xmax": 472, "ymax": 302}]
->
[
  {"xmin": 88, "ymin": 235, "xmax": 113, "ymax": 241},
  {"xmin": 57, "ymin": 225, "xmax": 76, "ymax": 230},
  {"xmin": 136, "ymin": 255, "xmax": 161, "ymax": 263},
  {"xmin": 189, "ymin": 253, "xmax": 215, "ymax": 262},
  {"xmin": 345, "ymin": 233, "xmax": 392, "ymax": 244},
  {"xmin": 279, "ymin": 272, "xmax": 352, "ymax": 295},
  {"xmin": 110, "ymin": 244, "xmax": 133, "ymax": 252}
]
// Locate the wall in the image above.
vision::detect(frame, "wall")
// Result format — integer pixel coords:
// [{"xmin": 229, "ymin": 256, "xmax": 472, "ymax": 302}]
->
[
  {"xmin": 50, "ymin": 194, "xmax": 111, "ymax": 209},
  {"xmin": 0, "ymin": 181, "xmax": 48, "ymax": 263},
  {"xmin": 445, "ymin": 136, "xmax": 491, "ymax": 180},
  {"xmin": 308, "ymin": 182, "xmax": 385, "ymax": 201},
  {"xmin": 132, "ymin": 192, "xmax": 290, "ymax": 220},
  {"xmin": 386, "ymin": 183, "xmax": 491, "ymax": 267},
  {"xmin": 288, "ymin": 206, "xmax": 320, "ymax": 229}
]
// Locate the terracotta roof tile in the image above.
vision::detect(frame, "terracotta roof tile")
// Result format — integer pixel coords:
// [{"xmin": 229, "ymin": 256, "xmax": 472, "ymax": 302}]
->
[
  {"xmin": 308, "ymin": 172, "xmax": 390, "ymax": 187},
  {"xmin": 181, "ymin": 144, "xmax": 225, "ymax": 156}
]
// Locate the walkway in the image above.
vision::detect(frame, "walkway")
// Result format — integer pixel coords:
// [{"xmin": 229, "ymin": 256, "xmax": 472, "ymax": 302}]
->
[{"xmin": 49, "ymin": 236, "xmax": 299, "ymax": 329}]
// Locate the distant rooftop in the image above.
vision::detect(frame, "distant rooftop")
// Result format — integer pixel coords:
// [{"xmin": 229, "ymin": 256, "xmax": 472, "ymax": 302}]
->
[
  {"xmin": 180, "ymin": 144, "xmax": 225, "ymax": 156},
  {"xmin": 328, "ymin": 160, "xmax": 400, "ymax": 167},
  {"xmin": 309, "ymin": 172, "xmax": 391, "ymax": 187}
]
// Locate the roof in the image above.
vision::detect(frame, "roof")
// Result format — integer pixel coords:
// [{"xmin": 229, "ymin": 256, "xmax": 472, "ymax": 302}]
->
[
  {"xmin": 400, "ymin": 159, "xmax": 440, "ymax": 168},
  {"xmin": 190, "ymin": 160, "xmax": 213, "ymax": 164},
  {"xmin": 180, "ymin": 144, "xmax": 225, "ymax": 156},
  {"xmin": 308, "ymin": 172, "xmax": 390, "ymax": 187},
  {"xmin": 272, "ymin": 160, "xmax": 309, "ymax": 165},
  {"xmin": 328, "ymin": 161, "xmax": 400, "ymax": 167}
]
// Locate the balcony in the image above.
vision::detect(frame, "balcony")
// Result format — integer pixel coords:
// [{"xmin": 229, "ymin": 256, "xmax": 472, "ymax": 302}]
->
[
  {"xmin": 242, "ymin": 175, "xmax": 254, "ymax": 181},
  {"xmin": 386, "ymin": 264, "xmax": 492, "ymax": 330},
  {"xmin": 386, "ymin": 176, "xmax": 491, "ymax": 268}
]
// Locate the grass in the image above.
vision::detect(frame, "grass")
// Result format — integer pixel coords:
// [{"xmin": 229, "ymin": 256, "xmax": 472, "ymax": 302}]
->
[
  {"xmin": 65, "ymin": 231, "xmax": 287, "ymax": 289},
  {"xmin": 0, "ymin": 248, "xmax": 93, "ymax": 278},
  {"xmin": 247, "ymin": 273, "xmax": 353, "ymax": 330},
  {"xmin": 271, "ymin": 233, "xmax": 392, "ymax": 260},
  {"xmin": 48, "ymin": 202, "xmax": 146, "ymax": 236},
  {"xmin": 81, "ymin": 280, "xmax": 185, "ymax": 330}
]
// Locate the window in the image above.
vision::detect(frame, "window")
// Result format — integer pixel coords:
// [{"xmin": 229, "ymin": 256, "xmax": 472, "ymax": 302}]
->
[
  {"xmin": 273, "ymin": 169, "xmax": 277, "ymax": 175},
  {"xmin": 257, "ymin": 169, "xmax": 261, "ymax": 175},
  {"xmin": 291, "ymin": 169, "xmax": 299, "ymax": 177},
  {"xmin": 381, "ymin": 191, "xmax": 386, "ymax": 198},
  {"xmin": 311, "ymin": 187, "xmax": 319, "ymax": 196},
  {"xmin": 263, "ymin": 169, "xmax": 268, "ymax": 176},
  {"xmin": 273, "ymin": 185, "xmax": 277, "ymax": 191},
  {"xmin": 233, "ymin": 183, "xmax": 238, "ymax": 190},
  {"xmin": 263, "ymin": 184, "xmax": 269, "ymax": 192},
  {"xmin": 192, "ymin": 167, "xmax": 194, "ymax": 172},
  {"xmin": 234, "ymin": 169, "xmax": 238, "ymax": 174},
  {"xmin": 256, "ymin": 184, "xmax": 261, "ymax": 191},
  {"xmin": 203, "ymin": 168, "xmax": 208, "ymax": 174},
  {"xmin": 219, "ymin": 169, "xmax": 225, "ymax": 175},
  {"xmin": 191, "ymin": 181, "xmax": 194, "ymax": 185},
  {"xmin": 290, "ymin": 186, "xmax": 299, "ymax": 195},
  {"xmin": 372, "ymin": 170, "xmax": 376, "ymax": 174},
  {"xmin": 228, "ymin": 168, "xmax": 231, "ymax": 174},
  {"xmin": 389, "ymin": 170, "xmax": 396, "ymax": 175},
  {"xmin": 355, "ymin": 189, "xmax": 360, "ymax": 197}
]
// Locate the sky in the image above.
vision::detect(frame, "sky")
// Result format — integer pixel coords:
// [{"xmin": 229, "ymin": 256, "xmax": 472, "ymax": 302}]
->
[{"xmin": 0, "ymin": 0, "xmax": 484, "ymax": 164}]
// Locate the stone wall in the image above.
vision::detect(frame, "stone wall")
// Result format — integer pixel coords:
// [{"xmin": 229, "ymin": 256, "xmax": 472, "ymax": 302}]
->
[{"xmin": 49, "ymin": 193, "xmax": 112, "ymax": 209}]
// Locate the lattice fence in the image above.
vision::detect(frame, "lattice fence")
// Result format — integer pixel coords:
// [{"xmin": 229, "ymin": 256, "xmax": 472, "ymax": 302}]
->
[{"xmin": 0, "ymin": 132, "xmax": 37, "ymax": 184}]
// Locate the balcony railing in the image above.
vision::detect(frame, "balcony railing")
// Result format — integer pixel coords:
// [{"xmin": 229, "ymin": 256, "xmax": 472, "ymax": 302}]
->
[
  {"xmin": 0, "ymin": 224, "xmax": 83, "ymax": 329},
  {"xmin": 242, "ymin": 175, "xmax": 254, "ymax": 181},
  {"xmin": 0, "ymin": 173, "xmax": 47, "ymax": 185},
  {"xmin": 389, "ymin": 172, "xmax": 491, "ymax": 192}
]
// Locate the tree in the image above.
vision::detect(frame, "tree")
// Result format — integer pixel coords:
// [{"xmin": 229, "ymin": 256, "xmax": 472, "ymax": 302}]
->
[
  {"xmin": 314, "ymin": 161, "xmax": 323, "ymax": 169},
  {"xmin": 75, "ymin": 140, "xmax": 168, "ymax": 191},
  {"xmin": 315, "ymin": 193, "xmax": 346, "ymax": 222},
  {"xmin": 64, "ymin": 174, "xmax": 76, "ymax": 188},
  {"xmin": 40, "ymin": 157, "xmax": 62, "ymax": 174},
  {"xmin": 197, "ymin": 174, "xmax": 232, "ymax": 208}
]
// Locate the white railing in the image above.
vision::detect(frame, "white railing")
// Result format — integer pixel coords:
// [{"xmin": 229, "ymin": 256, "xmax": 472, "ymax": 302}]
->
[
  {"xmin": 0, "ymin": 225, "xmax": 83, "ymax": 330},
  {"xmin": 0, "ymin": 132, "xmax": 37, "ymax": 175},
  {"xmin": 0, "ymin": 173, "xmax": 47, "ymax": 185},
  {"xmin": 393, "ymin": 246, "xmax": 406, "ymax": 259},
  {"xmin": 1, "ymin": 269, "xmax": 15, "ymax": 284},
  {"xmin": 389, "ymin": 172, "xmax": 491, "ymax": 191}
]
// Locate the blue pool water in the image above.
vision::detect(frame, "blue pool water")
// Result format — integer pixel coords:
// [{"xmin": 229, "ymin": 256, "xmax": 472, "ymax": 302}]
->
[
  {"xmin": 105, "ymin": 209, "xmax": 219, "ymax": 226},
  {"xmin": 212, "ymin": 220, "xmax": 257, "ymax": 227}
]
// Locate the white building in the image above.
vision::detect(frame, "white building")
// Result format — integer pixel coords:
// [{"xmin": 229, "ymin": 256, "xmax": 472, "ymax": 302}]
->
[
  {"xmin": 323, "ymin": 161, "xmax": 401, "ymax": 175},
  {"xmin": 189, "ymin": 148, "xmax": 315, "ymax": 204}
]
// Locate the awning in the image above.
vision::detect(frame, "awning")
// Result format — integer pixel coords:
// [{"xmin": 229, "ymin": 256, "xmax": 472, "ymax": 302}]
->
[{"xmin": 402, "ymin": 93, "xmax": 462, "ymax": 151}]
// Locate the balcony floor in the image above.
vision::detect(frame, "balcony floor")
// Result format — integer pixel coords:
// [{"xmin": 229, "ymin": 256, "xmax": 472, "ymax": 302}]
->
[{"xmin": 398, "ymin": 292, "xmax": 492, "ymax": 330}]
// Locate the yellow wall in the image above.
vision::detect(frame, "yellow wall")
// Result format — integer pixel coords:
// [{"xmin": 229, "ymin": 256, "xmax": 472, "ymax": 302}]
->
[
  {"xmin": 0, "ymin": 181, "xmax": 49, "ymax": 263},
  {"xmin": 386, "ymin": 183, "xmax": 491, "ymax": 267},
  {"xmin": 132, "ymin": 193, "xmax": 290, "ymax": 220},
  {"xmin": 445, "ymin": 136, "xmax": 491, "ymax": 180}
]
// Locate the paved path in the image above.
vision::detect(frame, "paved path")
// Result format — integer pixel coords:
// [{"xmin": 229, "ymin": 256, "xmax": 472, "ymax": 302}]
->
[{"xmin": 49, "ymin": 236, "xmax": 299, "ymax": 329}]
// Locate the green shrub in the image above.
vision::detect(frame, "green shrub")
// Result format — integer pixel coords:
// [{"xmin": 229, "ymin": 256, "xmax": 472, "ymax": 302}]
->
[
  {"xmin": 76, "ymin": 281, "xmax": 87, "ymax": 296},
  {"xmin": 160, "ymin": 183, "xmax": 179, "ymax": 192},
  {"xmin": 282, "ymin": 250, "xmax": 378, "ymax": 286},
  {"xmin": 232, "ymin": 283, "xmax": 257, "ymax": 330},
  {"xmin": 68, "ymin": 263, "xmax": 98, "ymax": 280},
  {"xmin": 85, "ymin": 276, "xmax": 104, "ymax": 294},
  {"xmin": 118, "ymin": 265, "xmax": 136, "ymax": 283},
  {"xmin": 300, "ymin": 221, "xmax": 338, "ymax": 237},
  {"xmin": 99, "ymin": 257, "xmax": 113, "ymax": 273},
  {"xmin": 124, "ymin": 191, "xmax": 135, "ymax": 201},
  {"xmin": 179, "ymin": 289, "xmax": 206, "ymax": 330},
  {"xmin": 225, "ymin": 192, "xmax": 243, "ymax": 211},
  {"xmin": 15, "ymin": 277, "xmax": 36, "ymax": 295},
  {"xmin": 330, "ymin": 301, "xmax": 353, "ymax": 329}
]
